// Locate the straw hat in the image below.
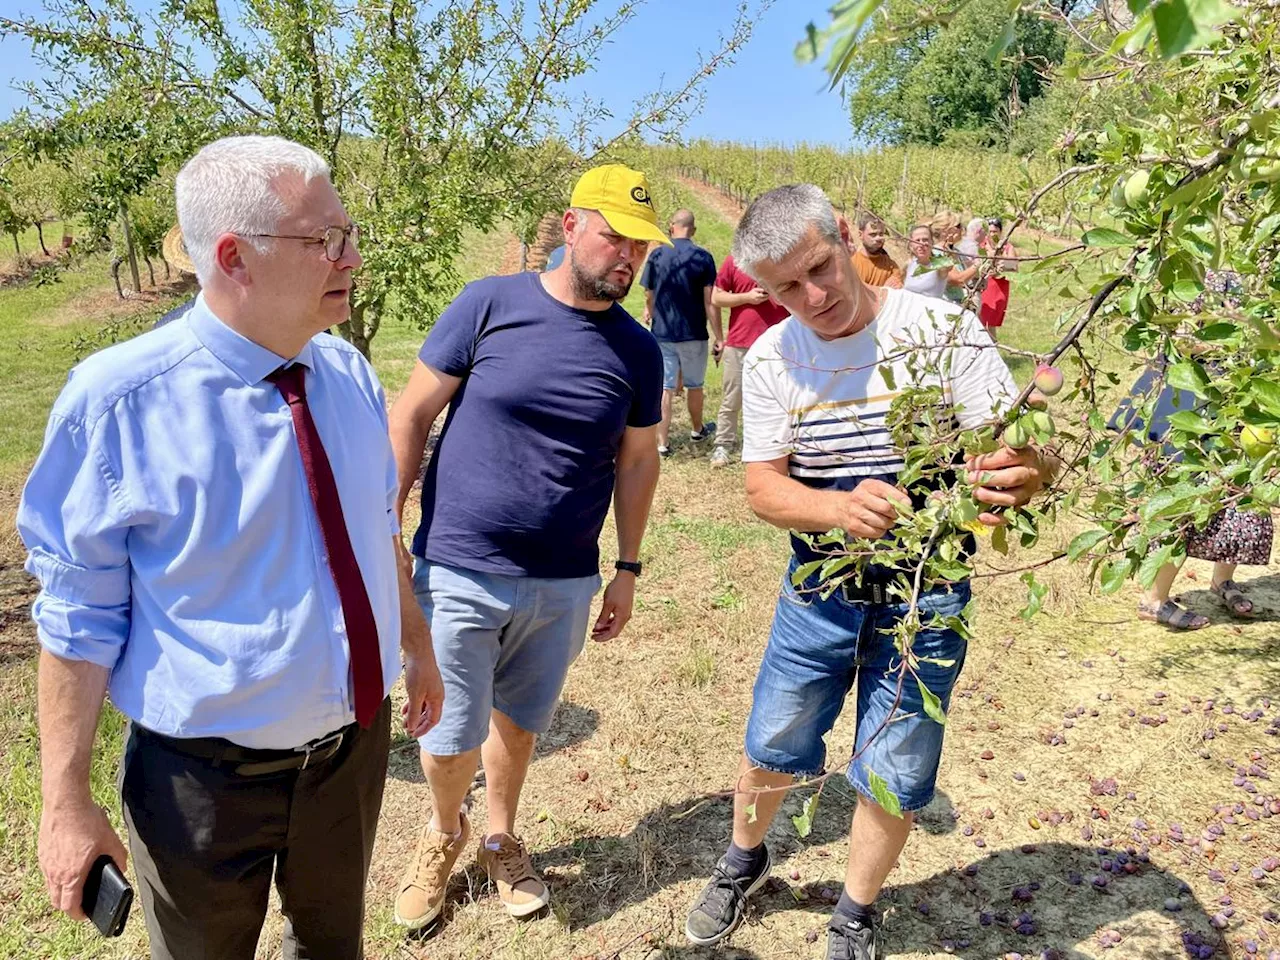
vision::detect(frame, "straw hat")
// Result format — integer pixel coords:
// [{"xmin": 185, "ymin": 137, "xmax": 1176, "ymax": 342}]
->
[{"xmin": 162, "ymin": 224, "xmax": 196, "ymax": 276}]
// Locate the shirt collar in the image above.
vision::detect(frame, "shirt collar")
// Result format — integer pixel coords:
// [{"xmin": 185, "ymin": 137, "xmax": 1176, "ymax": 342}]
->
[{"xmin": 188, "ymin": 293, "xmax": 316, "ymax": 385}]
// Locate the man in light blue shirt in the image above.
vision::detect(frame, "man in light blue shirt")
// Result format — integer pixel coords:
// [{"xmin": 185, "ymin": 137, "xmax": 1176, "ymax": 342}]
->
[{"xmin": 19, "ymin": 135, "xmax": 444, "ymax": 959}]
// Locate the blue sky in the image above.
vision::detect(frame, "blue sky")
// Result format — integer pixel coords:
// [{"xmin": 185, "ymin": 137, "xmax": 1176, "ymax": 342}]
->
[{"xmin": 0, "ymin": 0, "xmax": 852, "ymax": 146}]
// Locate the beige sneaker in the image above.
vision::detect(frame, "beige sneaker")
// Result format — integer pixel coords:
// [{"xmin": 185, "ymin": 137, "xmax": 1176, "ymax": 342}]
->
[
  {"xmin": 394, "ymin": 812, "xmax": 471, "ymax": 930},
  {"xmin": 478, "ymin": 833, "xmax": 550, "ymax": 918}
]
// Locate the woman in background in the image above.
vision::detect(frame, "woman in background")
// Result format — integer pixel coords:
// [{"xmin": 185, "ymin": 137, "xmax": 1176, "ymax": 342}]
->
[
  {"xmin": 978, "ymin": 216, "xmax": 1017, "ymax": 341},
  {"xmin": 903, "ymin": 224, "xmax": 976, "ymax": 300}
]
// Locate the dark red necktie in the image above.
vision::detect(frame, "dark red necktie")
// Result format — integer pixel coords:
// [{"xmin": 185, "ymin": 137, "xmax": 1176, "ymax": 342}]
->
[{"xmin": 268, "ymin": 365, "xmax": 384, "ymax": 727}]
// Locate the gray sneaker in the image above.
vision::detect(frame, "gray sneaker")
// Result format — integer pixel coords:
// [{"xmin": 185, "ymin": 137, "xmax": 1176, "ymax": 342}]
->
[
  {"xmin": 827, "ymin": 914, "xmax": 879, "ymax": 960},
  {"xmin": 684, "ymin": 847, "xmax": 772, "ymax": 946},
  {"xmin": 709, "ymin": 447, "xmax": 732, "ymax": 468}
]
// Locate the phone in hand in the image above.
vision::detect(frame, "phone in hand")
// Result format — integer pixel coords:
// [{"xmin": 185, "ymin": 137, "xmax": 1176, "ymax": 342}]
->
[{"xmin": 82, "ymin": 855, "xmax": 133, "ymax": 937}]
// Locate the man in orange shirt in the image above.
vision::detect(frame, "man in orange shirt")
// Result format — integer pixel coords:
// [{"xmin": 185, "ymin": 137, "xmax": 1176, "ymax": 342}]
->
[{"xmin": 851, "ymin": 213, "xmax": 902, "ymax": 289}]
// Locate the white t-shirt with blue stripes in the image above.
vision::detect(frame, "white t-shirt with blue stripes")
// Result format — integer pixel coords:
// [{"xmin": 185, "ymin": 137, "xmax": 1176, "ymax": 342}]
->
[{"xmin": 741, "ymin": 289, "xmax": 1017, "ymax": 489}]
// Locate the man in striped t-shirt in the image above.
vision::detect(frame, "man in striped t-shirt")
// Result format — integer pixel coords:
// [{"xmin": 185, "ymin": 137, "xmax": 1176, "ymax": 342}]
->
[{"xmin": 684, "ymin": 185, "xmax": 1053, "ymax": 960}]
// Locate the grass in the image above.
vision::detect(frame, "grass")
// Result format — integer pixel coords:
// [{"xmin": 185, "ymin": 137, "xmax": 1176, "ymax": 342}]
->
[
  {"xmin": 0, "ymin": 221, "xmax": 73, "ymax": 271},
  {"xmin": 1, "ymin": 176, "xmax": 1279, "ymax": 960}
]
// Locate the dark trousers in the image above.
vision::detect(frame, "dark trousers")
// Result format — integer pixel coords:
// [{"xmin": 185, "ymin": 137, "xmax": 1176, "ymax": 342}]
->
[{"xmin": 120, "ymin": 698, "xmax": 391, "ymax": 960}]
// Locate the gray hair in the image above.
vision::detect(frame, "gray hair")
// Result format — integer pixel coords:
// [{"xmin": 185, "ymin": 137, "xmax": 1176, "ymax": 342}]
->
[
  {"xmin": 175, "ymin": 135, "xmax": 331, "ymax": 286},
  {"xmin": 965, "ymin": 217, "xmax": 986, "ymax": 239},
  {"xmin": 731, "ymin": 184, "xmax": 841, "ymax": 280}
]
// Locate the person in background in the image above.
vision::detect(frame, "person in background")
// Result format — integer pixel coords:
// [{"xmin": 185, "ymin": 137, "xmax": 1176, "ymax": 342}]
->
[
  {"xmin": 708, "ymin": 252, "xmax": 788, "ymax": 467},
  {"xmin": 543, "ymin": 244, "xmax": 566, "ymax": 272},
  {"xmin": 903, "ymin": 224, "xmax": 977, "ymax": 301},
  {"xmin": 641, "ymin": 208, "xmax": 720, "ymax": 456},
  {"xmin": 1116, "ymin": 270, "xmax": 1274, "ymax": 629},
  {"xmin": 933, "ymin": 213, "xmax": 968, "ymax": 304},
  {"xmin": 978, "ymin": 216, "xmax": 1017, "ymax": 341},
  {"xmin": 851, "ymin": 212, "xmax": 902, "ymax": 289},
  {"xmin": 387, "ymin": 163, "xmax": 663, "ymax": 934},
  {"xmin": 19, "ymin": 135, "xmax": 444, "ymax": 960}
]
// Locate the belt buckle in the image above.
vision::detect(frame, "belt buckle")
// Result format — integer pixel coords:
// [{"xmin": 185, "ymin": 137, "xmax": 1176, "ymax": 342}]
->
[{"xmin": 295, "ymin": 730, "xmax": 344, "ymax": 770}]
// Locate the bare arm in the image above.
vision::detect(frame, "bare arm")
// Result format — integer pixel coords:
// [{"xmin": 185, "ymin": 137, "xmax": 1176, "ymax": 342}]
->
[
  {"xmin": 38, "ymin": 651, "xmax": 128, "ymax": 920},
  {"xmin": 643, "ymin": 289, "xmax": 654, "ymax": 325},
  {"xmin": 746, "ymin": 457, "xmax": 909, "ymax": 538},
  {"xmin": 388, "ymin": 360, "xmax": 463, "ymax": 523},
  {"xmin": 947, "ymin": 262, "xmax": 979, "ymax": 286},
  {"xmin": 592, "ymin": 423, "xmax": 660, "ymax": 642},
  {"xmin": 705, "ymin": 286, "xmax": 724, "ymax": 345},
  {"xmin": 394, "ymin": 535, "xmax": 445, "ymax": 738}
]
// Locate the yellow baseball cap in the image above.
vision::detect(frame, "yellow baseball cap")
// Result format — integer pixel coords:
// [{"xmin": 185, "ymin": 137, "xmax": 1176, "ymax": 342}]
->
[{"xmin": 570, "ymin": 165, "xmax": 672, "ymax": 246}]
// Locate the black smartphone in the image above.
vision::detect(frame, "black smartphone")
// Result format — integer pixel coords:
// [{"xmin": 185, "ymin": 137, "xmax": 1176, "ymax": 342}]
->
[{"xmin": 81, "ymin": 855, "xmax": 133, "ymax": 937}]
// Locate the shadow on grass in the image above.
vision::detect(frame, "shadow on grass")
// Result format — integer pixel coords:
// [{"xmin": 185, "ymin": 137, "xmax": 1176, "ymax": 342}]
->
[{"xmin": 536, "ymin": 787, "xmax": 1218, "ymax": 958}]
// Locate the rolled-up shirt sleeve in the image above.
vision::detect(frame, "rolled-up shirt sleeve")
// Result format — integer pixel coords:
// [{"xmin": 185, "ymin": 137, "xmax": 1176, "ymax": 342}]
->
[{"xmin": 16, "ymin": 412, "xmax": 133, "ymax": 668}]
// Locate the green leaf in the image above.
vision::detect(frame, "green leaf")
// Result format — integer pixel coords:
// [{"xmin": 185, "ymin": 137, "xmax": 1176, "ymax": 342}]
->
[
  {"xmin": 987, "ymin": 17, "xmax": 1017, "ymax": 62},
  {"xmin": 866, "ymin": 769, "xmax": 903, "ymax": 818},
  {"xmin": 917, "ymin": 676, "xmax": 946, "ymax": 725},
  {"xmin": 1019, "ymin": 570, "xmax": 1049, "ymax": 620},
  {"xmin": 1171, "ymin": 280, "xmax": 1201, "ymax": 302},
  {"xmin": 745, "ymin": 802, "xmax": 758, "ymax": 823},
  {"xmin": 1197, "ymin": 322, "xmax": 1238, "ymax": 341},
  {"xmin": 1153, "ymin": 0, "xmax": 1237, "ymax": 57},
  {"xmin": 791, "ymin": 791, "xmax": 820, "ymax": 838},
  {"xmin": 1067, "ymin": 528, "xmax": 1110, "ymax": 561},
  {"xmin": 1082, "ymin": 227, "xmax": 1132, "ymax": 247},
  {"xmin": 1100, "ymin": 557, "xmax": 1135, "ymax": 594},
  {"xmin": 1167, "ymin": 410, "xmax": 1213, "ymax": 433},
  {"xmin": 1166, "ymin": 361, "xmax": 1210, "ymax": 398},
  {"xmin": 879, "ymin": 364, "xmax": 896, "ymax": 391},
  {"xmin": 1138, "ymin": 542, "xmax": 1176, "ymax": 587},
  {"xmin": 1251, "ymin": 380, "xmax": 1280, "ymax": 418},
  {"xmin": 991, "ymin": 522, "xmax": 1009, "ymax": 555},
  {"xmin": 791, "ymin": 559, "xmax": 824, "ymax": 586}
]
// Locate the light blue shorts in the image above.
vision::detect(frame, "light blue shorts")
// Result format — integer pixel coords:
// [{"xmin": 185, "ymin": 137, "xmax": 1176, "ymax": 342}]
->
[
  {"xmin": 414, "ymin": 561, "xmax": 602, "ymax": 755},
  {"xmin": 658, "ymin": 340, "xmax": 709, "ymax": 390}
]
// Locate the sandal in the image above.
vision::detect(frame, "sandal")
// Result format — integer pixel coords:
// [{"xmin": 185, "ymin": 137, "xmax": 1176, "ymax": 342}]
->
[
  {"xmin": 1211, "ymin": 580, "xmax": 1256, "ymax": 618},
  {"xmin": 1138, "ymin": 600, "xmax": 1210, "ymax": 631}
]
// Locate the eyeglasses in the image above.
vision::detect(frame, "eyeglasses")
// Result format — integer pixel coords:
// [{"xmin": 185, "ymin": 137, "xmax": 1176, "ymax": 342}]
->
[{"xmin": 241, "ymin": 223, "xmax": 360, "ymax": 262}]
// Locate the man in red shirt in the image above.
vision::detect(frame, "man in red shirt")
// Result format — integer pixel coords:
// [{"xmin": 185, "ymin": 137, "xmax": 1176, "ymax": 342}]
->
[{"xmin": 708, "ymin": 252, "xmax": 788, "ymax": 467}]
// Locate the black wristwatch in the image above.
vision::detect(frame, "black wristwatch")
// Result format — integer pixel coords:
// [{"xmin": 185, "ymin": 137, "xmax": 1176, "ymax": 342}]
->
[{"xmin": 615, "ymin": 560, "xmax": 643, "ymax": 577}]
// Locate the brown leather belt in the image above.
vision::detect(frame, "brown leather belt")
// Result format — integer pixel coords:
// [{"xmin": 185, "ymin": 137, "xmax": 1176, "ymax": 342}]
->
[{"xmin": 134, "ymin": 724, "xmax": 348, "ymax": 776}]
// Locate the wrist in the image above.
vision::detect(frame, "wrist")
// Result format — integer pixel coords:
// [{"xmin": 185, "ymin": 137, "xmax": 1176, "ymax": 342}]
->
[{"xmin": 614, "ymin": 559, "xmax": 642, "ymax": 577}]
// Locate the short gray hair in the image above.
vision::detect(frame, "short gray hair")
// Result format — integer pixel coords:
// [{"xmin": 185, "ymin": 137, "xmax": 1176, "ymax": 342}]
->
[
  {"xmin": 731, "ymin": 184, "xmax": 841, "ymax": 280},
  {"xmin": 175, "ymin": 135, "xmax": 331, "ymax": 285}
]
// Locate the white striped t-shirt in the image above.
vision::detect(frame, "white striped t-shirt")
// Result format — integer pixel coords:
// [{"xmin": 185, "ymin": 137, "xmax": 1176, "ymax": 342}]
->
[{"xmin": 741, "ymin": 289, "xmax": 1017, "ymax": 489}]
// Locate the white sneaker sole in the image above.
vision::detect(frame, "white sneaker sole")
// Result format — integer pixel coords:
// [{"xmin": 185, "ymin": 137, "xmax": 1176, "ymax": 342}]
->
[
  {"xmin": 683, "ymin": 850, "xmax": 773, "ymax": 946},
  {"xmin": 394, "ymin": 897, "xmax": 443, "ymax": 931},
  {"xmin": 502, "ymin": 886, "xmax": 551, "ymax": 918}
]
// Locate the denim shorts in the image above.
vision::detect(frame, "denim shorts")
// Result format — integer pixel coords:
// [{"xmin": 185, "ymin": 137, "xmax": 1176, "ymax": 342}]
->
[
  {"xmin": 744, "ymin": 558, "xmax": 971, "ymax": 813},
  {"xmin": 413, "ymin": 561, "xmax": 601, "ymax": 755},
  {"xmin": 658, "ymin": 340, "xmax": 709, "ymax": 390}
]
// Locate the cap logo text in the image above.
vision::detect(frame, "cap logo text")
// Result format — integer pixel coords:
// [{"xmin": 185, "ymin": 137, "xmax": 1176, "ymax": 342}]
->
[{"xmin": 630, "ymin": 186, "xmax": 653, "ymax": 208}]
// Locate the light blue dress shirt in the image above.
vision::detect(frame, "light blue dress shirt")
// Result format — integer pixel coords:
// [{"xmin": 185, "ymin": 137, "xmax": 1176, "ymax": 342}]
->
[{"xmin": 17, "ymin": 295, "xmax": 403, "ymax": 749}]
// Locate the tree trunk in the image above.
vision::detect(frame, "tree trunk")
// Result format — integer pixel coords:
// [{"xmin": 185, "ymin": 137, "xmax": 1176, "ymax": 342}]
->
[
  {"xmin": 110, "ymin": 257, "xmax": 125, "ymax": 299},
  {"xmin": 120, "ymin": 205, "xmax": 142, "ymax": 295},
  {"xmin": 36, "ymin": 222, "xmax": 49, "ymax": 256},
  {"xmin": 340, "ymin": 296, "xmax": 375, "ymax": 360},
  {"xmin": 143, "ymin": 255, "xmax": 156, "ymax": 287},
  {"xmin": 11, "ymin": 232, "xmax": 19, "ymax": 258}
]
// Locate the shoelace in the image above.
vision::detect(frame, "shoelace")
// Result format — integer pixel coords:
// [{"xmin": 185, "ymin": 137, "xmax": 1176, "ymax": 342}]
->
[
  {"xmin": 408, "ymin": 829, "xmax": 455, "ymax": 889},
  {"xmin": 828, "ymin": 918, "xmax": 875, "ymax": 960},
  {"xmin": 698, "ymin": 863, "xmax": 753, "ymax": 922},
  {"xmin": 493, "ymin": 839, "xmax": 536, "ymax": 883}
]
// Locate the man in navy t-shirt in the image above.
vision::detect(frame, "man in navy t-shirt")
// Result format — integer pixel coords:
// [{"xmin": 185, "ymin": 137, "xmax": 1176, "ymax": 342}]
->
[
  {"xmin": 387, "ymin": 164, "xmax": 664, "ymax": 934},
  {"xmin": 640, "ymin": 209, "xmax": 720, "ymax": 455}
]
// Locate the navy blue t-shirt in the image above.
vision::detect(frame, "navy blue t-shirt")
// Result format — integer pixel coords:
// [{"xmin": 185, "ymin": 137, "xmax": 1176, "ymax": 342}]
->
[
  {"xmin": 640, "ymin": 238, "xmax": 716, "ymax": 343},
  {"xmin": 412, "ymin": 272, "xmax": 663, "ymax": 578}
]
